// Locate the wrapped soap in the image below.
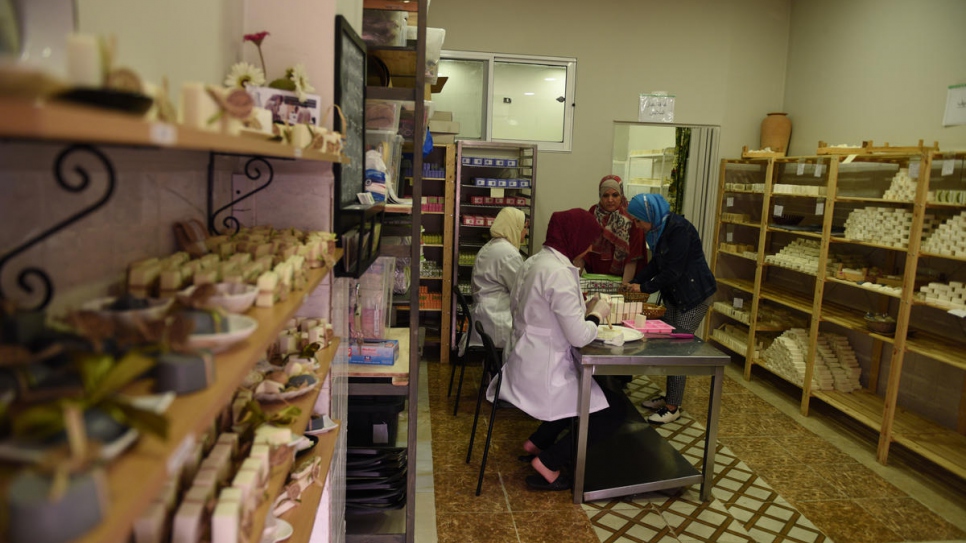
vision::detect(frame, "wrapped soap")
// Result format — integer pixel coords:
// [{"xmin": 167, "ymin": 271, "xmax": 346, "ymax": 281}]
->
[
  {"xmin": 216, "ymin": 432, "xmax": 239, "ymax": 457},
  {"xmin": 7, "ymin": 470, "xmax": 108, "ymax": 543}
]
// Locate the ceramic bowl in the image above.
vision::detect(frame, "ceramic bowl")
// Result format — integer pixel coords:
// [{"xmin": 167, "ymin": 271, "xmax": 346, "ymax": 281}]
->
[
  {"xmin": 187, "ymin": 314, "xmax": 258, "ymax": 353},
  {"xmin": 81, "ymin": 296, "xmax": 172, "ymax": 331},
  {"xmin": 178, "ymin": 283, "xmax": 258, "ymax": 314}
]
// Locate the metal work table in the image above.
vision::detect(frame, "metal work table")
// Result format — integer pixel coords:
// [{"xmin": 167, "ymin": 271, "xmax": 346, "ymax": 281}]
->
[{"xmin": 574, "ymin": 337, "xmax": 729, "ymax": 503}]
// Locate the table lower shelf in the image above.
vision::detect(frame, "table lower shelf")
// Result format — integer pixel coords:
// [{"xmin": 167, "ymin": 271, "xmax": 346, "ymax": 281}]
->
[{"xmin": 584, "ymin": 421, "xmax": 700, "ymax": 501}]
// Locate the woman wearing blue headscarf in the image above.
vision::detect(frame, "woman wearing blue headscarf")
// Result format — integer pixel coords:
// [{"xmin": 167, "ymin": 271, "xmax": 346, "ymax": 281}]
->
[{"xmin": 623, "ymin": 193, "xmax": 717, "ymax": 424}]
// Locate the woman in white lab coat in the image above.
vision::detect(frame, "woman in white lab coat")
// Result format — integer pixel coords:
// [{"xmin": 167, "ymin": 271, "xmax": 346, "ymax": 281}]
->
[
  {"xmin": 487, "ymin": 208, "xmax": 625, "ymax": 491},
  {"xmin": 468, "ymin": 207, "xmax": 527, "ymax": 350}
]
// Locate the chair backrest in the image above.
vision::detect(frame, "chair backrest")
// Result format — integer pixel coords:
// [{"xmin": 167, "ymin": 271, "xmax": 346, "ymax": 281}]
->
[
  {"xmin": 452, "ymin": 285, "xmax": 473, "ymax": 354},
  {"xmin": 474, "ymin": 321, "xmax": 502, "ymax": 377}
]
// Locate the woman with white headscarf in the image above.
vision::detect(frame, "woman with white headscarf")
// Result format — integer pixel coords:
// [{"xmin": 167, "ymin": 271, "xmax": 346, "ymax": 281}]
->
[{"xmin": 469, "ymin": 207, "xmax": 528, "ymax": 349}]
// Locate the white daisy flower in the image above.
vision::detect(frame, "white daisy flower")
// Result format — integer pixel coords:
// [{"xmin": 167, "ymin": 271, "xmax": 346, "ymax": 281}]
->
[
  {"xmin": 290, "ymin": 63, "xmax": 315, "ymax": 102},
  {"xmin": 224, "ymin": 62, "xmax": 266, "ymax": 89}
]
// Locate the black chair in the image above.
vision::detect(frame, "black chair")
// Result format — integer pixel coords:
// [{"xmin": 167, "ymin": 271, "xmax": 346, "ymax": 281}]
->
[
  {"xmin": 448, "ymin": 285, "xmax": 484, "ymax": 416},
  {"xmin": 465, "ymin": 320, "xmax": 505, "ymax": 496}
]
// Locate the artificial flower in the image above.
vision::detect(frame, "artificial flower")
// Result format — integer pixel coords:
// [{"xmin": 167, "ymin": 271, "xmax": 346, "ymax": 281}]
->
[
  {"xmin": 244, "ymin": 31, "xmax": 270, "ymax": 74},
  {"xmin": 290, "ymin": 63, "xmax": 315, "ymax": 103},
  {"xmin": 224, "ymin": 62, "xmax": 266, "ymax": 89}
]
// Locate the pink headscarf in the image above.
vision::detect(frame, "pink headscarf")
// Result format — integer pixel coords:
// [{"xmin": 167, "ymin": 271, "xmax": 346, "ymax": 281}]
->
[{"xmin": 544, "ymin": 208, "xmax": 602, "ymax": 262}]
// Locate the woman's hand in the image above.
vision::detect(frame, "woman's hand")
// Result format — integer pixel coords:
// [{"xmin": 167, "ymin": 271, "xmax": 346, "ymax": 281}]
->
[{"xmin": 621, "ymin": 282, "xmax": 642, "ymax": 293}]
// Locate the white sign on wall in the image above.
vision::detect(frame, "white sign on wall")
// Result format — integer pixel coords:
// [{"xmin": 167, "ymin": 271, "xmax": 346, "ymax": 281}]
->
[{"xmin": 943, "ymin": 84, "xmax": 966, "ymax": 127}]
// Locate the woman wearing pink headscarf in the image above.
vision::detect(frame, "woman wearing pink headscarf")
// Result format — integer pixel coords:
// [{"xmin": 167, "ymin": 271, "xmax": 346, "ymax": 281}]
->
[
  {"xmin": 576, "ymin": 175, "xmax": 646, "ymax": 282},
  {"xmin": 487, "ymin": 208, "xmax": 625, "ymax": 491}
]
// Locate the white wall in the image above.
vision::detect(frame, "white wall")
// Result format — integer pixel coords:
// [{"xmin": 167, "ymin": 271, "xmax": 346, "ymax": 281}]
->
[
  {"xmin": 429, "ymin": 0, "xmax": 792, "ymax": 246},
  {"xmin": 783, "ymin": 0, "xmax": 966, "ymax": 154}
]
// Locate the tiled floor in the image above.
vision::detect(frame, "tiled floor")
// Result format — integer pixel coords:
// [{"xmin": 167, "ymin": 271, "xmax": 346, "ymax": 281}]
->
[{"xmin": 417, "ymin": 360, "xmax": 966, "ymax": 543}]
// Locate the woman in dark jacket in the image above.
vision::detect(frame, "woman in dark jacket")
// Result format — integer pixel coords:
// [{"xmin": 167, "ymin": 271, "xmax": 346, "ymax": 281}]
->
[{"xmin": 622, "ymin": 193, "xmax": 717, "ymax": 424}]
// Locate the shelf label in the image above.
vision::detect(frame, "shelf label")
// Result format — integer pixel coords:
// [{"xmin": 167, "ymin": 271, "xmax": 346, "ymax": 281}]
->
[
  {"xmin": 726, "ymin": 231, "xmax": 734, "ymax": 243},
  {"xmin": 726, "ymin": 196, "xmax": 734, "ymax": 208},
  {"xmin": 797, "ymin": 162, "xmax": 806, "ymax": 176},
  {"xmin": 149, "ymin": 123, "xmax": 177, "ymax": 146},
  {"xmin": 909, "ymin": 161, "xmax": 920, "ymax": 178},
  {"xmin": 816, "ymin": 201, "xmax": 825, "ymax": 215},
  {"xmin": 814, "ymin": 163, "xmax": 825, "ymax": 177},
  {"xmin": 167, "ymin": 433, "xmax": 197, "ymax": 476},
  {"xmin": 733, "ymin": 297, "xmax": 744, "ymax": 309},
  {"xmin": 942, "ymin": 159, "xmax": 955, "ymax": 176},
  {"xmin": 774, "ymin": 204, "xmax": 784, "ymax": 217}
]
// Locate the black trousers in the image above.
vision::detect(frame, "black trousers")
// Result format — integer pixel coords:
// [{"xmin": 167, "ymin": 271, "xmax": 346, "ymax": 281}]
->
[{"xmin": 529, "ymin": 378, "xmax": 627, "ymax": 473}]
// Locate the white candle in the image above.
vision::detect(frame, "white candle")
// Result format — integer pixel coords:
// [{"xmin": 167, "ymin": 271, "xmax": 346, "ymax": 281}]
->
[
  {"xmin": 291, "ymin": 123, "xmax": 312, "ymax": 148},
  {"xmin": 180, "ymin": 82, "xmax": 219, "ymax": 131},
  {"xmin": 67, "ymin": 34, "xmax": 102, "ymax": 87},
  {"xmin": 253, "ymin": 107, "xmax": 273, "ymax": 134}
]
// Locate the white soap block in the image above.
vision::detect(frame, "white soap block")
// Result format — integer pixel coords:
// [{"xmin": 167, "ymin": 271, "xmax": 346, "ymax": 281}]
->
[
  {"xmin": 133, "ymin": 502, "xmax": 166, "ymax": 543},
  {"xmin": 171, "ymin": 501, "xmax": 204, "ymax": 543},
  {"xmin": 211, "ymin": 502, "xmax": 240, "ymax": 543}
]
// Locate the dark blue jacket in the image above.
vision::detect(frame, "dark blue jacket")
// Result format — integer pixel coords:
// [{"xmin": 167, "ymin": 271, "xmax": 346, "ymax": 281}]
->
[{"xmin": 631, "ymin": 213, "xmax": 716, "ymax": 312}]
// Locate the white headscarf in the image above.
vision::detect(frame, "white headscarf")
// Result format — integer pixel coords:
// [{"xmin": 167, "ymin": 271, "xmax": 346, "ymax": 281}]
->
[{"xmin": 489, "ymin": 207, "xmax": 526, "ymax": 249}]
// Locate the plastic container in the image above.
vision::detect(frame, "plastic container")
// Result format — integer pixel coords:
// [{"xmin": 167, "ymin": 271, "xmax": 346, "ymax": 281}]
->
[
  {"xmin": 362, "ymin": 9, "xmax": 408, "ymax": 47},
  {"xmin": 365, "ymin": 99, "xmax": 402, "ymax": 132}
]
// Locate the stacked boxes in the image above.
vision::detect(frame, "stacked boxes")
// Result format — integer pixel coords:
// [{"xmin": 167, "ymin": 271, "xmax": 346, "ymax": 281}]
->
[{"xmin": 471, "ymin": 177, "xmax": 532, "ymax": 188}]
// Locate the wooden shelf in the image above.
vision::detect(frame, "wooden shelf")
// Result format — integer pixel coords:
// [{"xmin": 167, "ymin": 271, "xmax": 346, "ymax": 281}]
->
[
  {"xmin": 896, "ymin": 428, "xmax": 966, "ymax": 481},
  {"xmin": 825, "ymin": 277, "xmax": 903, "ymax": 299},
  {"xmin": 829, "ymin": 236, "xmax": 909, "ymax": 252},
  {"xmin": 766, "ymin": 226, "xmax": 823, "ymax": 239},
  {"xmin": 919, "ymin": 250, "xmax": 966, "ymax": 263},
  {"xmin": 820, "ymin": 302, "xmax": 896, "ymax": 343},
  {"xmin": 717, "ymin": 249, "xmax": 757, "ymax": 261},
  {"xmin": 722, "ymin": 219, "xmax": 762, "ymax": 228},
  {"xmin": 904, "ymin": 331, "xmax": 966, "ymax": 371},
  {"xmin": 717, "ymin": 277, "xmax": 755, "ymax": 293},
  {"xmin": 68, "ymin": 260, "xmax": 338, "ymax": 543},
  {"xmin": 812, "ymin": 389, "xmax": 884, "ymax": 431},
  {"xmin": 835, "ymin": 196, "xmax": 912, "ymax": 205},
  {"xmin": 281, "ymin": 429, "xmax": 339, "ymax": 543},
  {"xmin": 0, "ymin": 99, "xmax": 345, "ymax": 163},
  {"xmin": 248, "ymin": 340, "xmax": 341, "ymax": 542},
  {"xmin": 758, "ymin": 283, "xmax": 813, "ymax": 313},
  {"xmin": 723, "ymin": 188, "xmax": 765, "ymax": 195},
  {"xmin": 384, "ymin": 204, "xmax": 413, "ymax": 214}
]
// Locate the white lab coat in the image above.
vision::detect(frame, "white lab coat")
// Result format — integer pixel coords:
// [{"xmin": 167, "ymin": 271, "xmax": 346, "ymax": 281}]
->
[
  {"xmin": 486, "ymin": 247, "xmax": 608, "ymax": 421},
  {"xmin": 469, "ymin": 237, "xmax": 524, "ymax": 350}
]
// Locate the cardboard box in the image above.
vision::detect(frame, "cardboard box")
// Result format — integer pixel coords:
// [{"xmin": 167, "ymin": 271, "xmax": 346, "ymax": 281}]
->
[
  {"xmin": 496, "ymin": 179, "xmax": 508, "ymax": 188},
  {"xmin": 494, "ymin": 159, "xmax": 507, "ymax": 167},
  {"xmin": 431, "ymin": 110, "xmax": 454, "ymax": 121},
  {"xmin": 483, "ymin": 158, "xmax": 495, "ymax": 166},
  {"xmin": 433, "ymin": 134, "xmax": 455, "ymax": 144},
  {"xmin": 463, "ymin": 215, "xmax": 476, "ymax": 225},
  {"xmin": 505, "ymin": 159, "xmax": 518, "ymax": 167},
  {"xmin": 519, "ymin": 179, "xmax": 531, "ymax": 188},
  {"xmin": 471, "ymin": 196, "xmax": 484, "ymax": 204},
  {"xmin": 428, "ymin": 119, "xmax": 460, "ymax": 134},
  {"xmin": 348, "ymin": 339, "xmax": 399, "ymax": 365},
  {"xmin": 474, "ymin": 178, "xmax": 487, "ymax": 186},
  {"xmin": 486, "ymin": 216, "xmax": 495, "ymax": 226},
  {"xmin": 485, "ymin": 178, "xmax": 498, "ymax": 187},
  {"xmin": 506, "ymin": 179, "xmax": 519, "ymax": 188},
  {"xmin": 474, "ymin": 216, "xmax": 486, "ymax": 226},
  {"xmin": 471, "ymin": 157, "xmax": 484, "ymax": 165}
]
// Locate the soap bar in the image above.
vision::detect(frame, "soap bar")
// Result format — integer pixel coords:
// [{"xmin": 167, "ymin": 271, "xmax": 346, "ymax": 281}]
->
[
  {"xmin": 211, "ymin": 501, "xmax": 240, "ymax": 543},
  {"xmin": 8, "ymin": 470, "xmax": 108, "ymax": 543},
  {"xmin": 171, "ymin": 501, "xmax": 204, "ymax": 543},
  {"xmin": 155, "ymin": 351, "xmax": 215, "ymax": 395},
  {"xmin": 133, "ymin": 502, "xmax": 166, "ymax": 543}
]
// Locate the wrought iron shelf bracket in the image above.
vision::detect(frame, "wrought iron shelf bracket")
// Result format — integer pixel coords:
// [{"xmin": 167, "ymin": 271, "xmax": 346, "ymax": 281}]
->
[
  {"xmin": 207, "ymin": 152, "xmax": 283, "ymax": 236},
  {"xmin": 0, "ymin": 144, "xmax": 116, "ymax": 311}
]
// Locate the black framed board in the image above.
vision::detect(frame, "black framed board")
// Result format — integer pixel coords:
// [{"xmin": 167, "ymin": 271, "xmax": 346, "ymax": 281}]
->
[{"xmin": 334, "ymin": 15, "xmax": 367, "ymax": 210}]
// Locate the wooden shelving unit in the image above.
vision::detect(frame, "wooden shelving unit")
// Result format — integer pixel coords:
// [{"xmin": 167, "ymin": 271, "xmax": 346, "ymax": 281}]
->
[
  {"xmin": 0, "ymin": 99, "xmax": 345, "ymax": 164},
  {"xmin": 706, "ymin": 151, "xmax": 966, "ymax": 479},
  {"xmin": 35, "ymin": 256, "xmax": 341, "ymax": 543}
]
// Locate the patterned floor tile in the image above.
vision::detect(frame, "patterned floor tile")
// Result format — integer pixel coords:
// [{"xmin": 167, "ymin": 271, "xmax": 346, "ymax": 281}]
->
[
  {"xmin": 656, "ymin": 493, "xmax": 756, "ymax": 542},
  {"xmin": 855, "ymin": 497, "xmax": 966, "ymax": 541}
]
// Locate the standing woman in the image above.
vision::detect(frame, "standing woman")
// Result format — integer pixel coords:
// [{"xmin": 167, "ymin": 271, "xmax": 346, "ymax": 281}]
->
[
  {"xmin": 488, "ymin": 208, "xmax": 624, "ymax": 491},
  {"xmin": 575, "ymin": 175, "xmax": 646, "ymax": 282},
  {"xmin": 623, "ymin": 193, "xmax": 717, "ymax": 424},
  {"xmin": 468, "ymin": 207, "xmax": 527, "ymax": 349}
]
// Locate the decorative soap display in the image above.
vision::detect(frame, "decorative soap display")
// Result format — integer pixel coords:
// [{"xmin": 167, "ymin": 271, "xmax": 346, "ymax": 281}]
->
[
  {"xmin": 882, "ymin": 168, "xmax": 917, "ymax": 201},
  {"xmin": 843, "ymin": 206, "xmax": 916, "ymax": 248},
  {"xmin": 762, "ymin": 329, "xmax": 861, "ymax": 391},
  {"xmin": 921, "ymin": 211, "xmax": 966, "ymax": 257}
]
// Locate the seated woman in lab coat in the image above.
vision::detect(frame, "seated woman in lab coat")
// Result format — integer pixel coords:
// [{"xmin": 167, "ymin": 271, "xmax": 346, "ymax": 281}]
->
[
  {"xmin": 468, "ymin": 207, "xmax": 528, "ymax": 350},
  {"xmin": 487, "ymin": 208, "xmax": 627, "ymax": 491}
]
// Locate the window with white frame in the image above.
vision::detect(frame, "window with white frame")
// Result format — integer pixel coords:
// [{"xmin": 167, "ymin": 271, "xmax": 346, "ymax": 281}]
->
[{"xmin": 434, "ymin": 51, "xmax": 576, "ymax": 152}]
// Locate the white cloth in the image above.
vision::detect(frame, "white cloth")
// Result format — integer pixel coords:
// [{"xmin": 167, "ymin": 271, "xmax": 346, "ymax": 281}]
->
[
  {"xmin": 487, "ymin": 247, "xmax": 608, "ymax": 421},
  {"xmin": 469, "ymin": 238, "xmax": 524, "ymax": 350}
]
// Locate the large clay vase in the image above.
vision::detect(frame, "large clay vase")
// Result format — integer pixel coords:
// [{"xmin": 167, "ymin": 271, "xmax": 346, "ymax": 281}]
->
[{"xmin": 760, "ymin": 112, "xmax": 792, "ymax": 154}]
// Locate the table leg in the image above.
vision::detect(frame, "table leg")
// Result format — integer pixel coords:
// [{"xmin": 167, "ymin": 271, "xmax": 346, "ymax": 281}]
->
[
  {"xmin": 700, "ymin": 366, "xmax": 724, "ymax": 500},
  {"xmin": 573, "ymin": 365, "xmax": 592, "ymax": 504}
]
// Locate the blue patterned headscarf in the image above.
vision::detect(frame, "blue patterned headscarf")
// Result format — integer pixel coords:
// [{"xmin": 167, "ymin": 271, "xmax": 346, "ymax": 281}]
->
[{"xmin": 627, "ymin": 193, "xmax": 671, "ymax": 250}]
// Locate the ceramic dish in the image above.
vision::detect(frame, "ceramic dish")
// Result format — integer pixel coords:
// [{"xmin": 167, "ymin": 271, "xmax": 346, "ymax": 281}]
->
[
  {"xmin": 594, "ymin": 325, "xmax": 644, "ymax": 343},
  {"xmin": 260, "ymin": 515, "xmax": 294, "ymax": 543},
  {"xmin": 80, "ymin": 296, "xmax": 172, "ymax": 330},
  {"xmin": 254, "ymin": 374, "xmax": 318, "ymax": 402},
  {"xmin": 178, "ymin": 283, "xmax": 258, "ymax": 314},
  {"xmin": 187, "ymin": 314, "xmax": 258, "ymax": 353},
  {"xmin": 53, "ymin": 87, "xmax": 154, "ymax": 114},
  {"xmin": 305, "ymin": 414, "xmax": 339, "ymax": 435}
]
